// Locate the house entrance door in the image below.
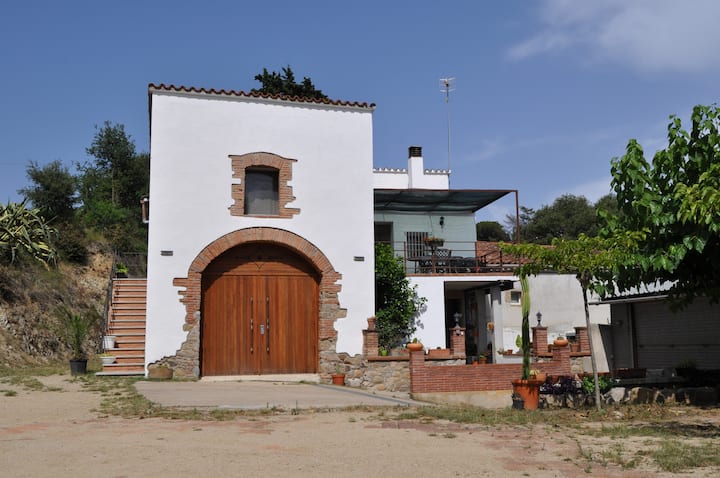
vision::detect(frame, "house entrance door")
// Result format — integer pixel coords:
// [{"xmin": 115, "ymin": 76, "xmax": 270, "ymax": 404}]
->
[{"xmin": 201, "ymin": 243, "xmax": 319, "ymax": 376}]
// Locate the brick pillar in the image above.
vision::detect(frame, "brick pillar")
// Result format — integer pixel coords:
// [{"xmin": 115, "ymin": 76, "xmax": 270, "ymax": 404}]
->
[
  {"xmin": 532, "ymin": 326, "xmax": 548, "ymax": 355},
  {"xmin": 575, "ymin": 326, "xmax": 589, "ymax": 353},
  {"xmin": 449, "ymin": 326, "xmax": 466, "ymax": 358},
  {"xmin": 363, "ymin": 317, "xmax": 378, "ymax": 357},
  {"xmin": 409, "ymin": 349, "xmax": 426, "ymax": 393},
  {"xmin": 551, "ymin": 343, "xmax": 572, "ymax": 375}
]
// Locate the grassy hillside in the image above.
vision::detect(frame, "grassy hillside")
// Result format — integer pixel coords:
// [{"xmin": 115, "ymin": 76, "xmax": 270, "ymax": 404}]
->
[{"xmin": 0, "ymin": 247, "xmax": 112, "ymax": 367}]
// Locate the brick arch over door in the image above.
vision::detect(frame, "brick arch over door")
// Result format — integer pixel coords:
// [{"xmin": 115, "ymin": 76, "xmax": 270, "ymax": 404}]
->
[{"xmin": 170, "ymin": 228, "xmax": 344, "ymax": 378}]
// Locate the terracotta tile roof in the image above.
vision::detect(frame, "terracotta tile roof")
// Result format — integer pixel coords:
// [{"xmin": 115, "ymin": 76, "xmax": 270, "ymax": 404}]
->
[{"xmin": 148, "ymin": 83, "xmax": 375, "ymax": 109}]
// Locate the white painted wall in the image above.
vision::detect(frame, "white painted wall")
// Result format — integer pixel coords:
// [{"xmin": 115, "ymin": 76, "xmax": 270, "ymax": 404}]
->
[
  {"xmin": 373, "ymin": 153, "xmax": 449, "ymax": 190},
  {"xmin": 496, "ymin": 273, "xmax": 611, "ymax": 364},
  {"xmin": 373, "ymin": 169, "xmax": 408, "ymax": 189},
  {"xmin": 408, "ymin": 276, "xmax": 513, "ymax": 350},
  {"xmin": 146, "ymin": 91, "xmax": 375, "ymax": 368}
]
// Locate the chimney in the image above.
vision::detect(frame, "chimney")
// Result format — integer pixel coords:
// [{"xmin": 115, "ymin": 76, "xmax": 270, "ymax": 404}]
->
[{"xmin": 408, "ymin": 146, "xmax": 423, "ymax": 188}]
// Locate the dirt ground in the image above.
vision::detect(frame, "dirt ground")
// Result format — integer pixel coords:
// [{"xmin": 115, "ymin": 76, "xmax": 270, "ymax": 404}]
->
[{"xmin": 1, "ymin": 375, "xmax": 719, "ymax": 477}]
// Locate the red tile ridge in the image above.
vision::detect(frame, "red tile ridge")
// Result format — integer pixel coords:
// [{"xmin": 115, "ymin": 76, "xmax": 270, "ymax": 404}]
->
[{"xmin": 148, "ymin": 83, "xmax": 375, "ymax": 109}]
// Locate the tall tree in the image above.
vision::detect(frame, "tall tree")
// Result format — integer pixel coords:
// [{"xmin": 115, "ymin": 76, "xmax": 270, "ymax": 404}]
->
[
  {"xmin": 524, "ymin": 194, "xmax": 598, "ymax": 244},
  {"xmin": 476, "ymin": 221, "xmax": 510, "ymax": 242},
  {"xmin": 504, "ymin": 206, "xmax": 535, "ymax": 241},
  {"xmin": 251, "ymin": 66, "xmax": 327, "ymax": 99},
  {"xmin": 19, "ymin": 160, "xmax": 77, "ymax": 223},
  {"xmin": 601, "ymin": 104, "xmax": 720, "ymax": 305},
  {"xmin": 77, "ymin": 122, "xmax": 149, "ymax": 251},
  {"xmin": 81, "ymin": 121, "xmax": 137, "ymax": 208}
]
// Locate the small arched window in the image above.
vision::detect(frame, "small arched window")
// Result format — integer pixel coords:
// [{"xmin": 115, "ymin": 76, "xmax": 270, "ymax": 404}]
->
[{"xmin": 244, "ymin": 167, "xmax": 279, "ymax": 215}]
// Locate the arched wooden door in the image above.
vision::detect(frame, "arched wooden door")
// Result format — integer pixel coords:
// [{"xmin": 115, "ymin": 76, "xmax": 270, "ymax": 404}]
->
[{"xmin": 201, "ymin": 243, "xmax": 319, "ymax": 375}]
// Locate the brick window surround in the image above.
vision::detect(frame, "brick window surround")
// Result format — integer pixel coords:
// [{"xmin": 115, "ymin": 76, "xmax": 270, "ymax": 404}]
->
[
  {"xmin": 229, "ymin": 152, "xmax": 299, "ymax": 218},
  {"xmin": 168, "ymin": 227, "xmax": 344, "ymax": 378}
]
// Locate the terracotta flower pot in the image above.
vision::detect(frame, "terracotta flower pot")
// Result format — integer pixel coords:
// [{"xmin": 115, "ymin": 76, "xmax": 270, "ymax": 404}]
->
[
  {"xmin": 331, "ymin": 373, "xmax": 345, "ymax": 386},
  {"xmin": 407, "ymin": 342, "xmax": 423, "ymax": 352},
  {"xmin": 511, "ymin": 379, "xmax": 542, "ymax": 410},
  {"xmin": 553, "ymin": 338, "xmax": 569, "ymax": 347}
]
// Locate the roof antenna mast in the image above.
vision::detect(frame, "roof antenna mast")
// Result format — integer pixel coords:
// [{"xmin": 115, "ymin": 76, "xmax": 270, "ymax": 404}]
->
[{"xmin": 439, "ymin": 77, "xmax": 455, "ymax": 176}]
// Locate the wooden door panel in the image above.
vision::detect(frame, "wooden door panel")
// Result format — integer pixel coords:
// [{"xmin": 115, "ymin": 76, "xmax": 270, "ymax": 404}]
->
[
  {"xmin": 264, "ymin": 275, "xmax": 318, "ymax": 373},
  {"xmin": 201, "ymin": 243, "xmax": 319, "ymax": 376}
]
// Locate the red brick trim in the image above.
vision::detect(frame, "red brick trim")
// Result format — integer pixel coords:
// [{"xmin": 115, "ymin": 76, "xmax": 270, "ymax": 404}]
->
[
  {"xmin": 171, "ymin": 227, "xmax": 344, "ymax": 378},
  {"xmin": 229, "ymin": 152, "xmax": 299, "ymax": 218}
]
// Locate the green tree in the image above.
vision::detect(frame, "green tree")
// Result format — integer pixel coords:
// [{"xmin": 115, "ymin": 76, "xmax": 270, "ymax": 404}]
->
[
  {"xmin": 375, "ymin": 243, "xmax": 426, "ymax": 349},
  {"xmin": 602, "ymin": 104, "xmax": 720, "ymax": 304},
  {"xmin": 77, "ymin": 122, "xmax": 149, "ymax": 251},
  {"xmin": 19, "ymin": 160, "xmax": 77, "ymax": 223},
  {"xmin": 0, "ymin": 199, "xmax": 57, "ymax": 268},
  {"xmin": 500, "ymin": 234, "xmax": 637, "ymax": 411},
  {"xmin": 524, "ymin": 194, "xmax": 598, "ymax": 244},
  {"xmin": 504, "ymin": 206, "xmax": 535, "ymax": 241},
  {"xmin": 251, "ymin": 66, "xmax": 327, "ymax": 99},
  {"xmin": 594, "ymin": 193, "xmax": 619, "ymax": 219},
  {"xmin": 476, "ymin": 221, "xmax": 510, "ymax": 241}
]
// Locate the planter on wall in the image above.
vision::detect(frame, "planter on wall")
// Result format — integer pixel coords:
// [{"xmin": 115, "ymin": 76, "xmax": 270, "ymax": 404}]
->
[
  {"xmin": 553, "ymin": 337, "xmax": 569, "ymax": 347},
  {"xmin": 406, "ymin": 342, "xmax": 424, "ymax": 352}
]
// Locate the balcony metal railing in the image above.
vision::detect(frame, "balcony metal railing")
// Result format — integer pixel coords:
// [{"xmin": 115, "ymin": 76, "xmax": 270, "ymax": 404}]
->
[{"xmin": 380, "ymin": 240, "xmax": 518, "ymax": 275}]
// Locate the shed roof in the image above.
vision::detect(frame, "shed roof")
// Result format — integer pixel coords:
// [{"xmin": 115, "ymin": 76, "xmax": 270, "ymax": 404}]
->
[{"xmin": 374, "ymin": 189, "xmax": 513, "ymax": 213}]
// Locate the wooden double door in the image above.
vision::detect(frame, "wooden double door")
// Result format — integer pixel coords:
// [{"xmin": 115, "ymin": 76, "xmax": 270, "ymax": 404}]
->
[{"xmin": 201, "ymin": 244, "xmax": 319, "ymax": 376}]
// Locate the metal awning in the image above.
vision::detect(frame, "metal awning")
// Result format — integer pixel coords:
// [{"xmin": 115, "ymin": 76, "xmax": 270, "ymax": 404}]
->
[{"xmin": 374, "ymin": 189, "xmax": 513, "ymax": 213}]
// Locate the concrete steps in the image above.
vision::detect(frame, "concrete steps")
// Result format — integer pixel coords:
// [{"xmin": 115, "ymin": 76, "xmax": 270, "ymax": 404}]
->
[{"xmin": 99, "ymin": 278, "xmax": 147, "ymax": 376}]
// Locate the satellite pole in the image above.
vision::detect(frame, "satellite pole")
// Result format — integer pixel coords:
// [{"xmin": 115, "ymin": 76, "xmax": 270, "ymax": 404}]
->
[{"xmin": 439, "ymin": 77, "xmax": 455, "ymax": 175}]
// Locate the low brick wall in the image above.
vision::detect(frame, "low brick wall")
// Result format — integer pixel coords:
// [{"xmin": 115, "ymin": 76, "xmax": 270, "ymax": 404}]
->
[{"xmin": 409, "ymin": 345, "xmax": 574, "ymax": 394}]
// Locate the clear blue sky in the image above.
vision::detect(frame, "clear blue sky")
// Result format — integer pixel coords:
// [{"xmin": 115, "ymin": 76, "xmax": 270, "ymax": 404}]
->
[{"xmin": 2, "ymin": 1, "xmax": 719, "ymax": 224}]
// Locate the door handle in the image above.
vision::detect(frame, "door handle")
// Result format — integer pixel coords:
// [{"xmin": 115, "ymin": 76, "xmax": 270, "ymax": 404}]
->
[
  {"xmin": 265, "ymin": 296, "xmax": 270, "ymax": 353},
  {"xmin": 250, "ymin": 297, "xmax": 254, "ymax": 353}
]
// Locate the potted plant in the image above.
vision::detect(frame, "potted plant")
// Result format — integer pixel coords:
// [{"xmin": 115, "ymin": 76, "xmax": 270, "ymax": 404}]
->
[
  {"xmin": 378, "ymin": 347, "xmax": 389, "ymax": 357},
  {"xmin": 115, "ymin": 262, "xmax": 129, "ymax": 278},
  {"xmin": 511, "ymin": 275, "xmax": 542, "ymax": 410},
  {"xmin": 98, "ymin": 353, "xmax": 116, "ymax": 365},
  {"xmin": 478, "ymin": 354, "xmax": 487, "ymax": 364},
  {"xmin": 406, "ymin": 337, "xmax": 423, "ymax": 352},
  {"xmin": 553, "ymin": 336, "xmax": 569, "ymax": 347},
  {"xmin": 102, "ymin": 334, "xmax": 116, "ymax": 349},
  {"xmin": 423, "ymin": 236, "xmax": 445, "ymax": 248},
  {"xmin": 331, "ymin": 364, "xmax": 345, "ymax": 385},
  {"xmin": 56, "ymin": 306, "xmax": 98, "ymax": 376}
]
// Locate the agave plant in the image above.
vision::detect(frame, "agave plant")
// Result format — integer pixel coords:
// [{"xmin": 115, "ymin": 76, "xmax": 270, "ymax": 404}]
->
[{"xmin": 0, "ymin": 199, "xmax": 57, "ymax": 268}]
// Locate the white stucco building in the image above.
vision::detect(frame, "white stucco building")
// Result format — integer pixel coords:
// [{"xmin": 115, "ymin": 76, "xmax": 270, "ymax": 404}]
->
[{"xmin": 140, "ymin": 84, "xmax": 610, "ymax": 379}]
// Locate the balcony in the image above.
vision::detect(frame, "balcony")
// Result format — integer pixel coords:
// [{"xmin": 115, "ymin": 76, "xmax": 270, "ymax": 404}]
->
[{"xmin": 382, "ymin": 240, "xmax": 519, "ymax": 276}]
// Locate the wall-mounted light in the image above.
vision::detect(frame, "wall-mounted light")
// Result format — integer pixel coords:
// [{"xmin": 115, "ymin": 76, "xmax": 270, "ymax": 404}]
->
[{"xmin": 439, "ymin": 216, "xmax": 445, "ymax": 228}]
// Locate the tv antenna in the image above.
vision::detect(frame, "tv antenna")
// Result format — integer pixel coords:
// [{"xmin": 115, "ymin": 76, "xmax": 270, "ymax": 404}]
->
[{"xmin": 439, "ymin": 77, "xmax": 455, "ymax": 174}]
